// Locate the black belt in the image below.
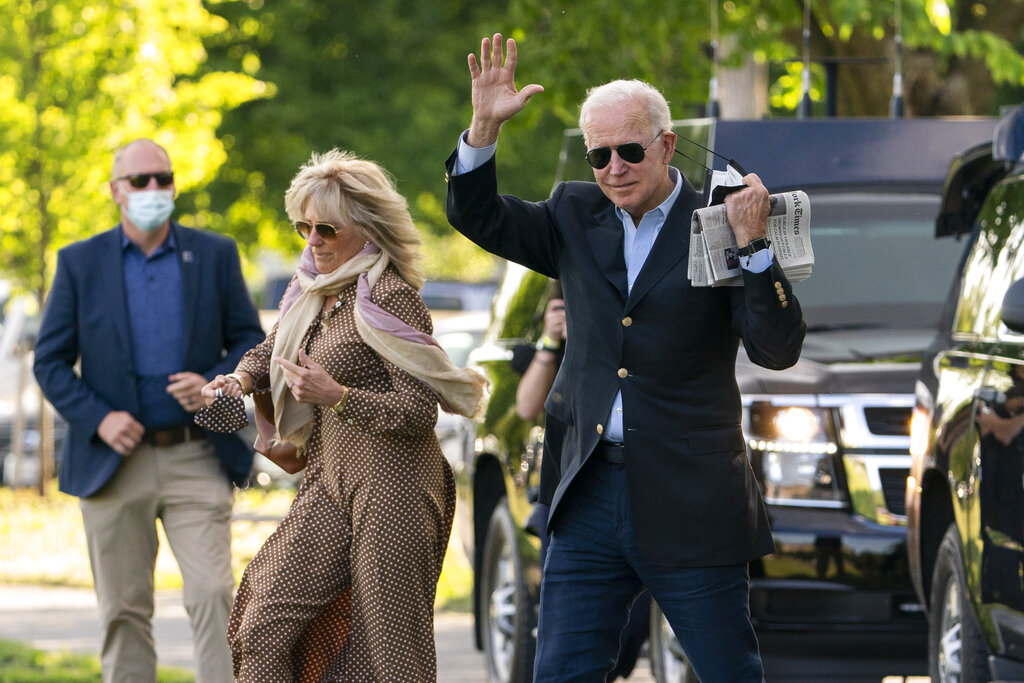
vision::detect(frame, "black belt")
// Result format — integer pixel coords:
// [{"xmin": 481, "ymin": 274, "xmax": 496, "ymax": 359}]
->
[
  {"xmin": 594, "ymin": 441, "xmax": 625, "ymax": 463},
  {"xmin": 141, "ymin": 424, "xmax": 206, "ymax": 448}
]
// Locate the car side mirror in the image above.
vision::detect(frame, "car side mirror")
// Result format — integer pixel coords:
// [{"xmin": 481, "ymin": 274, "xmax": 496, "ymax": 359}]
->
[
  {"xmin": 936, "ymin": 142, "xmax": 1009, "ymax": 238},
  {"xmin": 1001, "ymin": 279, "xmax": 1024, "ymax": 333}
]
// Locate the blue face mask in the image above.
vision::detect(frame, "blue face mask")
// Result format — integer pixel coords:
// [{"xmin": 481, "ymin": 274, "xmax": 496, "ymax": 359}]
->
[{"xmin": 124, "ymin": 190, "xmax": 175, "ymax": 232}]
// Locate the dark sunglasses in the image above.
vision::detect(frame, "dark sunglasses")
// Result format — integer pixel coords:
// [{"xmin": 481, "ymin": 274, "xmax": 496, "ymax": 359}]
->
[
  {"xmin": 585, "ymin": 131, "xmax": 664, "ymax": 170},
  {"xmin": 116, "ymin": 172, "xmax": 175, "ymax": 188},
  {"xmin": 294, "ymin": 220, "xmax": 338, "ymax": 240}
]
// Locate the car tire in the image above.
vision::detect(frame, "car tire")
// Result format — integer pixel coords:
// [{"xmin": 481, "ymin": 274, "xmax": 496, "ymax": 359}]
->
[
  {"xmin": 649, "ymin": 600, "xmax": 699, "ymax": 683},
  {"xmin": 480, "ymin": 498, "xmax": 536, "ymax": 683},
  {"xmin": 929, "ymin": 525, "xmax": 992, "ymax": 683}
]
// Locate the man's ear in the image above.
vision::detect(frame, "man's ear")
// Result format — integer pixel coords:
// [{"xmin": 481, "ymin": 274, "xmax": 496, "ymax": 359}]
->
[{"xmin": 661, "ymin": 131, "xmax": 677, "ymax": 163}]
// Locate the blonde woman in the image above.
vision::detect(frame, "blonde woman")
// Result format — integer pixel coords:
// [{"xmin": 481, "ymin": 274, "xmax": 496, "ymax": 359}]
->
[{"xmin": 202, "ymin": 149, "xmax": 485, "ymax": 681}]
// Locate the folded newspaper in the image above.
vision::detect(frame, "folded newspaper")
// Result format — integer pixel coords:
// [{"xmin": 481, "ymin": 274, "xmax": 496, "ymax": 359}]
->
[{"xmin": 687, "ymin": 190, "xmax": 813, "ymax": 287}]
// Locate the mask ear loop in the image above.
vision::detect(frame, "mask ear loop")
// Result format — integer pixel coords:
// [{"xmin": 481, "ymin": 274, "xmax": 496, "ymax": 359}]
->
[{"xmin": 672, "ymin": 134, "xmax": 754, "ymax": 207}]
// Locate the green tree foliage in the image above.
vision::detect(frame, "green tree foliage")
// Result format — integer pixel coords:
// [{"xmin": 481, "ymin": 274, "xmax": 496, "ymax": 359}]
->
[
  {"xmin": 709, "ymin": 0, "xmax": 1024, "ymax": 116},
  {"xmin": 0, "ymin": 0, "xmax": 270, "ymax": 301},
  {"xmin": 200, "ymin": 1, "xmax": 1023, "ymax": 286},
  {"xmin": 507, "ymin": 0, "xmax": 1024, "ymax": 118},
  {"xmin": 198, "ymin": 0, "xmax": 509, "ymax": 286}
]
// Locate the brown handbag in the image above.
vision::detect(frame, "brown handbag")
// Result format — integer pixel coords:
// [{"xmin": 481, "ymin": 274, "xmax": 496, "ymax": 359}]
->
[{"xmin": 251, "ymin": 374, "xmax": 305, "ymax": 474}]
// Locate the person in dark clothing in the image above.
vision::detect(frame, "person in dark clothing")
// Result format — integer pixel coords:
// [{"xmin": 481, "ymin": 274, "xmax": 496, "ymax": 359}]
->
[{"xmin": 446, "ymin": 35, "xmax": 805, "ymax": 682}]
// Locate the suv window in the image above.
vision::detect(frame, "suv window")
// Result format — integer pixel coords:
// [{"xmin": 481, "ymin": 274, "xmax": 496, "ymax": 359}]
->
[
  {"xmin": 954, "ymin": 180, "xmax": 1024, "ymax": 340},
  {"xmin": 797, "ymin": 192, "xmax": 961, "ymax": 330}
]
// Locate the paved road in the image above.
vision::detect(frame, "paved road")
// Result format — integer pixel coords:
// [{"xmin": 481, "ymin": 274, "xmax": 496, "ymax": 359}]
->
[
  {"xmin": 0, "ymin": 585, "xmax": 654, "ymax": 682},
  {"xmin": 0, "ymin": 584, "xmax": 931, "ymax": 682}
]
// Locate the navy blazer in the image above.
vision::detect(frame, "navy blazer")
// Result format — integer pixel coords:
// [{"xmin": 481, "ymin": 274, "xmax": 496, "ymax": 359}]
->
[
  {"xmin": 446, "ymin": 152, "xmax": 806, "ymax": 566},
  {"xmin": 33, "ymin": 222, "xmax": 266, "ymax": 498}
]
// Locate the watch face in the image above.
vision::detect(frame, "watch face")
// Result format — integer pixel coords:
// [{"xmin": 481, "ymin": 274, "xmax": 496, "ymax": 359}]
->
[{"xmin": 739, "ymin": 238, "xmax": 769, "ymax": 256}]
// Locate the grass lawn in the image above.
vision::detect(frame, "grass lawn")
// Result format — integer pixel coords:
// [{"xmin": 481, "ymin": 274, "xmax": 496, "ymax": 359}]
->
[{"xmin": 0, "ymin": 638, "xmax": 193, "ymax": 683}]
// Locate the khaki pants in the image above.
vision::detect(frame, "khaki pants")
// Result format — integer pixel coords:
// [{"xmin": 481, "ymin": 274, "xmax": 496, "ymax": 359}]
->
[{"xmin": 80, "ymin": 439, "xmax": 235, "ymax": 683}]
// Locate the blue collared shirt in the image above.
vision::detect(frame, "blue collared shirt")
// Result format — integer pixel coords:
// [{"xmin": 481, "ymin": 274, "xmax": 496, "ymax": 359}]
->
[
  {"xmin": 121, "ymin": 227, "xmax": 188, "ymax": 429},
  {"xmin": 454, "ymin": 132, "xmax": 773, "ymax": 441}
]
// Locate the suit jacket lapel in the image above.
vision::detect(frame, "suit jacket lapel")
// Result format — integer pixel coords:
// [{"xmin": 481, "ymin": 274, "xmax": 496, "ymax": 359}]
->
[
  {"xmin": 173, "ymin": 223, "xmax": 199, "ymax": 361},
  {"xmin": 624, "ymin": 183, "xmax": 701, "ymax": 315},
  {"xmin": 583, "ymin": 203, "xmax": 629, "ymax": 302},
  {"xmin": 100, "ymin": 227, "xmax": 134, "ymax": 359}
]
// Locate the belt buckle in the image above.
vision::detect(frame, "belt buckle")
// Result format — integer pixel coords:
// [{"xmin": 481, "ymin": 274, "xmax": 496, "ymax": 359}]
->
[{"xmin": 598, "ymin": 441, "xmax": 625, "ymax": 464}]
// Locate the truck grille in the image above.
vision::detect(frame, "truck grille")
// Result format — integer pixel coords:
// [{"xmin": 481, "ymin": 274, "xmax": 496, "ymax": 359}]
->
[
  {"xmin": 863, "ymin": 406, "xmax": 912, "ymax": 436},
  {"xmin": 879, "ymin": 467, "xmax": 909, "ymax": 516}
]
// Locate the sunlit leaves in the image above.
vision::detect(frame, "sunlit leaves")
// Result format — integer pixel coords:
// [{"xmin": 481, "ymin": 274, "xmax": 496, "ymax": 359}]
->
[
  {"xmin": 928, "ymin": 0, "xmax": 953, "ymax": 35},
  {"xmin": 0, "ymin": 0, "xmax": 270, "ymax": 298}
]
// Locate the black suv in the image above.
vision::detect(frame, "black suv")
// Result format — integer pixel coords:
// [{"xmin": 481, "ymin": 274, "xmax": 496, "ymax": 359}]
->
[
  {"xmin": 907, "ymin": 106, "xmax": 1024, "ymax": 682},
  {"xmin": 456, "ymin": 116, "xmax": 997, "ymax": 682}
]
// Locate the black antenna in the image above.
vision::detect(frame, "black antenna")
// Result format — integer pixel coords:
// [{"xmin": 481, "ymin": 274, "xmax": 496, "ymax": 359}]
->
[
  {"xmin": 890, "ymin": 0, "xmax": 905, "ymax": 117},
  {"xmin": 706, "ymin": 0, "xmax": 721, "ymax": 118},
  {"xmin": 798, "ymin": 0, "xmax": 813, "ymax": 118}
]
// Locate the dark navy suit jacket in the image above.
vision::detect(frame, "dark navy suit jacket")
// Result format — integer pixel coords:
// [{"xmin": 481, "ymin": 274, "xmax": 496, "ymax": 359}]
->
[
  {"xmin": 33, "ymin": 222, "xmax": 266, "ymax": 498},
  {"xmin": 446, "ymin": 153, "xmax": 807, "ymax": 566}
]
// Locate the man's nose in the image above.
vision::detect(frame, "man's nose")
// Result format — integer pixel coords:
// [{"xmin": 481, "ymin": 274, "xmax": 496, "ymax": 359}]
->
[{"xmin": 608, "ymin": 151, "xmax": 629, "ymax": 174}]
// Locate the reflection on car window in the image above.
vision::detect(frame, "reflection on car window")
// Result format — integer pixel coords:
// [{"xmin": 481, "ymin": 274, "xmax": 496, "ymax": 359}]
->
[
  {"xmin": 792, "ymin": 193, "xmax": 962, "ymax": 329},
  {"xmin": 955, "ymin": 180, "xmax": 1024, "ymax": 340}
]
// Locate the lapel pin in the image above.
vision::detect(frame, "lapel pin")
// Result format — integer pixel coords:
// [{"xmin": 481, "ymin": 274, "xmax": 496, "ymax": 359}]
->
[{"xmin": 182, "ymin": 250, "xmax": 194, "ymax": 263}]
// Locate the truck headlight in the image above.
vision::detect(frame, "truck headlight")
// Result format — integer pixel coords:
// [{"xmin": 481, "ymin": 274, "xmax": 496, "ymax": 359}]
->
[{"xmin": 746, "ymin": 402, "xmax": 845, "ymax": 507}]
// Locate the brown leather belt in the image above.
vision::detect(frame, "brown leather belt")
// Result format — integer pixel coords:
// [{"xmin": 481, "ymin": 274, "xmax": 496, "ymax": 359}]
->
[
  {"xmin": 141, "ymin": 424, "xmax": 206, "ymax": 448},
  {"xmin": 594, "ymin": 441, "xmax": 625, "ymax": 463}
]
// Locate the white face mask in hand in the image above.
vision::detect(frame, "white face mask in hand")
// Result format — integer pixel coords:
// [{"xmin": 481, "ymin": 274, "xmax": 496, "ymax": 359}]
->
[{"xmin": 124, "ymin": 190, "xmax": 175, "ymax": 232}]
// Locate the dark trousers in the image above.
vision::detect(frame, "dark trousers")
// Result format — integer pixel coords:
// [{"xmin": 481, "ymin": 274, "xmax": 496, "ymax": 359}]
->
[{"xmin": 533, "ymin": 455, "xmax": 764, "ymax": 683}]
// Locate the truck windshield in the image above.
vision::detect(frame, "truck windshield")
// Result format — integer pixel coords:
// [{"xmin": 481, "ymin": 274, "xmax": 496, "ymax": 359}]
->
[{"xmin": 792, "ymin": 192, "xmax": 963, "ymax": 330}]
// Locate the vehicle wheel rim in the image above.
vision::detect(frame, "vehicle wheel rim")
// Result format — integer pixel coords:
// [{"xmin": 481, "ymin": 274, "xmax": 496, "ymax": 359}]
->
[
  {"xmin": 487, "ymin": 536, "xmax": 517, "ymax": 680},
  {"xmin": 938, "ymin": 577, "xmax": 963, "ymax": 683}
]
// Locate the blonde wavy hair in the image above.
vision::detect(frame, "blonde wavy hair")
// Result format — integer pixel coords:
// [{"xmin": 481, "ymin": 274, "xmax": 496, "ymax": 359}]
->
[{"xmin": 284, "ymin": 149, "xmax": 424, "ymax": 289}]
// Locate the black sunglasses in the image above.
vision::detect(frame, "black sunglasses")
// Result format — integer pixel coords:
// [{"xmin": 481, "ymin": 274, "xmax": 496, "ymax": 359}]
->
[
  {"xmin": 116, "ymin": 172, "xmax": 175, "ymax": 188},
  {"xmin": 585, "ymin": 131, "xmax": 664, "ymax": 170},
  {"xmin": 294, "ymin": 220, "xmax": 338, "ymax": 240}
]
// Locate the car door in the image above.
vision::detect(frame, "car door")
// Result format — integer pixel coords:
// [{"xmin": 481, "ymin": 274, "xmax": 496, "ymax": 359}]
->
[{"xmin": 948, "ymin": 174, "xmax": 1024, "ymax": 663}]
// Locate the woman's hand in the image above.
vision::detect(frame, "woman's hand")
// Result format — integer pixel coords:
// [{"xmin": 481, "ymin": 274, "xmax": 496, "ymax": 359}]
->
[
  {"xmin": 201, "ymin": 374, "xmax": 244, "ymax": 406},
  {"xmin": 274, "ymin": 349, "xmax": 347, "ymax": 407}
]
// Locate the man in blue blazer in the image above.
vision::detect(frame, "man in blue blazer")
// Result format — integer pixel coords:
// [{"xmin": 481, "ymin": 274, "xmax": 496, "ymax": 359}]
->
[
  {"xmin": 33, "ymin": 139, "xmax": 265, "ymax": 683},
  {"xmin": 446, "ymin": 36, "xmax": 806, "ymax": 682}
]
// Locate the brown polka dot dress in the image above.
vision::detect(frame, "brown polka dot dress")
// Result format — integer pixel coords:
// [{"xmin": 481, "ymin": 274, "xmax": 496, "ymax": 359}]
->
[{"xmin": 227, "ymin": 266, "xmax": 456, "ymax": 682}]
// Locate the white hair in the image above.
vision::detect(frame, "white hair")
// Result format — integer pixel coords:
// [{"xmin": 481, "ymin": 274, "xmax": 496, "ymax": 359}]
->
[{"xmin": 578, "ymin": 80, "xmax": 672, "ymax": 146}]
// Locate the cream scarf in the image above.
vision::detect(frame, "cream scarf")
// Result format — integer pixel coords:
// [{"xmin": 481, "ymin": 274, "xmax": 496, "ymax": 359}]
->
[{"xmin": 270, "ymin": 245, "xmax": 488, "ymax": 449}]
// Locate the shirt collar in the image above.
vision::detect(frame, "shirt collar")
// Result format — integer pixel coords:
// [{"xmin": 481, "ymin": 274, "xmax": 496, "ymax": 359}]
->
[
  {"xmin": 120, "ymin": 223, "xmax": 177, "ymax": 255},
  {"xmin": 614, "ymin": 166, "xmax": 685, "ymax": 225}
]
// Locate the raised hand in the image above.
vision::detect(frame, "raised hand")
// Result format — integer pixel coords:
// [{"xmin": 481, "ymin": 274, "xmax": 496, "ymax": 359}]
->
[{"xmin": 467, "ymin": 33, "xmax": 544, "ymax": 148}]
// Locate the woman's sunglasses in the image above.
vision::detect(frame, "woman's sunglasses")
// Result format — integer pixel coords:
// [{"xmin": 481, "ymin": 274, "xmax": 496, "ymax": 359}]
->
[
  {"xmin": 116, "ymin": 172, "xmax": 175, "ymax": 188},
  {"xmin": 294, "ymin": 220, "xmax": 338, "ymax": 240},
  {"xmin": 585, "ymin": 131, "xmax": 664, "ymax": 170}
]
